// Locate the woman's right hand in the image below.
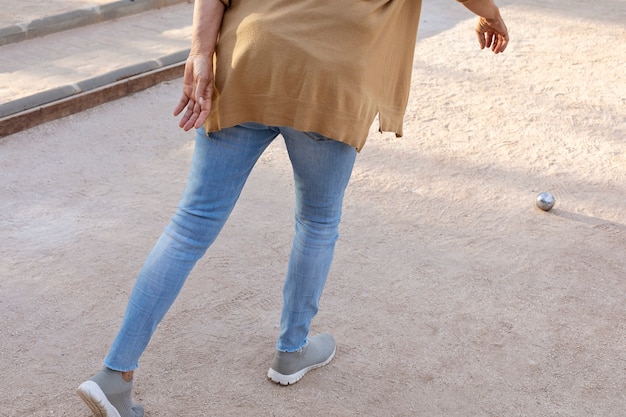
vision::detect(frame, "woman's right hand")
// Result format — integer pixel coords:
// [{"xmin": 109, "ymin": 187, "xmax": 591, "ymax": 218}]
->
[
  {"xmin": 173, "ymin": 0, "xmax": 226, "ymax": 130},
  {"xmin": 173, "ymin": 54, "xmax": 214, "ymax": 131}
]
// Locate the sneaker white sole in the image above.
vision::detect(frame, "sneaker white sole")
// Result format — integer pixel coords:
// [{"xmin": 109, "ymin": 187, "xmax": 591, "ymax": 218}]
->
[
  {"xmin": 76, "ymin": 380, "xmax": 122, "ymax": 417},
  {"xmin": 267, "ymin": 346, "xmax": 336, "ymax": 385}
]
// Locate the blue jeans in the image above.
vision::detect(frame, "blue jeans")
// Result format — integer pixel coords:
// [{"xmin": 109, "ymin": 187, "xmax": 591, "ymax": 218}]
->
[{"xmin": 104, "ymin": 123, "xmax": 357, "ymax": 371}]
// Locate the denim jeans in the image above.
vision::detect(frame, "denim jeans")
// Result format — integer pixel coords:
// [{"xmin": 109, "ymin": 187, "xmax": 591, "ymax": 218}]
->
[{"xmin": 104, "ymin": 123, "xmax": 357, "ymax": 371}]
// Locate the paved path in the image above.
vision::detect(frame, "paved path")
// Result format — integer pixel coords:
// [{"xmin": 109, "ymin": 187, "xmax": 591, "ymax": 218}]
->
[
  {"xmin": 0, "ymin": 0, "xmax": 114, "ymax": 29},
  {"xmin": 0, "ymin": 0, "xmax": 187, "ymax": 33},
  {"xmin": 0, "ymin": 0, "xmax": 193, "ymax": 136}
]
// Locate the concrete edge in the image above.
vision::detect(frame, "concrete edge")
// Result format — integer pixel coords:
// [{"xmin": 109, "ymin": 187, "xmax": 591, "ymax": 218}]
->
[
  {"xmin": 0, "ymin": 0, "xmax": 190, "ymax": 46},
  {"xmin": 0, "ymin": 48, "xmax": 189, "ymax": 120},
  {"xmin": 0, "ymin": 56, "xmax": 188, "ymax": 138}
]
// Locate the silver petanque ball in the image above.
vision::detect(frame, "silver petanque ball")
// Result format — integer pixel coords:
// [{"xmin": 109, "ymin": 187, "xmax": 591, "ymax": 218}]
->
[{"xmin": 536, "ymin": 192, "xmax": 555, "ymax": 211}]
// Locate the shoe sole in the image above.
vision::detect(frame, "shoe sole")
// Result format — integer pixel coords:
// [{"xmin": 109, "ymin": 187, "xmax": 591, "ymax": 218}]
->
[
  {"xmin": 76, "ymin": 380, "xmax": 122, "ymax": 417},
  {"xmin": 267, "ymin": 346, "xmax": 336, "ymax": 385}
]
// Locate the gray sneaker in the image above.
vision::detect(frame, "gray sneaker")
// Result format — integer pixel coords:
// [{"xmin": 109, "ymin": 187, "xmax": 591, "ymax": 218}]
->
[
  {"xmin": 267, "ymin": 333, "xmax": 336, "ymax": 385},
  {"xmin": 76, "ymin": 368, "xmax": 144, "ymax": 417}
]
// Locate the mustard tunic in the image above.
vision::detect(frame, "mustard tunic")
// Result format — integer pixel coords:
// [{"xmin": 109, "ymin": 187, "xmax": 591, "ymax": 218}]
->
[{"xmin": 206, "ymin": 0, "xmax": 423, "ymax": 151}]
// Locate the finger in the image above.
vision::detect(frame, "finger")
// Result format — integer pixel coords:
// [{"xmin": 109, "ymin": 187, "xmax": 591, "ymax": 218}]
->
[
  {"xmin": 178, "ymin": 100, "xmax": 195, "ymax": 128},
  {"xmin": 485, "ymin": 31, "xmax": 494, "ymax": 49},
  {"xmin": 495, "ymin": 35, "xmax": 504, "ymax": 53},
  {"xmin": 500, "ymin": 38, "xmax": 509, "ymax": 53},
  {"xmin": 192, "ymin": 89, "xmax": 213, "ymax": 129},
  {"xmin": 183, "ymin": 100, "xmax": 203, "ymax": 131},
  {"xmin": 491, "ymin": 34, "xmax": 498, "ymax": 52},
  {"xmin": 194, "ymin": 109, "xmax": 210, "ymax": 129},
  {"xmin": 183, "ymin": 112, "xmax": 199, "ymax": 131},
  {"xmin": 476, "ymin": 30, "xmax": 486, "ymax": 49},
  {"xmin": 178, "ymin": 112, "xmax": 190, "ymax": 129},
  {"xmin": 173, "ymin": 94, "xmax": 190, "ymax": 116},
  {"xmin": 494, "ymin": 34, "xmax": 508, "ymax": 54}
]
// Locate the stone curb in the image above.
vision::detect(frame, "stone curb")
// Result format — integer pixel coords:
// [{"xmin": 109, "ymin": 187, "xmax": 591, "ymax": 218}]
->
[
  {"xmin": 0, "ymin": 49, "xmax": 189, "ymax": 120},
  {"xmin": 0, "ymin": 0, "xmax": 190, "ymax": 46},
  {"xmin": 0, "ymin": 59, "xmax": 186, "ymax": 137}
]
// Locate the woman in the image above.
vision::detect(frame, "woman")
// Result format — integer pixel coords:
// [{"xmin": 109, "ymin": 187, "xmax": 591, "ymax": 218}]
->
[{"xmin": 77, "ymin": 1, "xmax": 508, "ymax": 416}]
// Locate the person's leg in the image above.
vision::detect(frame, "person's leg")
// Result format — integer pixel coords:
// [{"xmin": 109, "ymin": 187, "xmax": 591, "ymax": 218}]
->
[
  {"xmin": 106, "ymin": 124, "xmax": 278, "ymax": 370},
  {"xmin": 78, "ymin": 124, "xmax": 278, "ymax": 416},
  {"xmin": 268, "ymin": 128, "xmax": 357, "ymax": 385}
]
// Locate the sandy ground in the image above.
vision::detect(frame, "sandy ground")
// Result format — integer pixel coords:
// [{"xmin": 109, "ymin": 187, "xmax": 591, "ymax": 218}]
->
[{"xmin": 1, "ymin": 1, "xmax": 625, "ymax": 416}]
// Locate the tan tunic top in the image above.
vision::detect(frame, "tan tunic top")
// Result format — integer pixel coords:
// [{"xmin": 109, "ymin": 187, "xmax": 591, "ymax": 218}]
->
[{"xmin": 207, "ymin": 0, "xmax": 423, "ymax": 151}]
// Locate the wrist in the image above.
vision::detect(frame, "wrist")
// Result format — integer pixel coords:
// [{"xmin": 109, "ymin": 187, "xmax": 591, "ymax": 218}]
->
[
  {"xmin": 189, "ymin": 0, "xmax": 225, "ymax": 56},
  {"xmin": 460, "ymin": 0, "xmax": 500, "ymax": 20}
]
